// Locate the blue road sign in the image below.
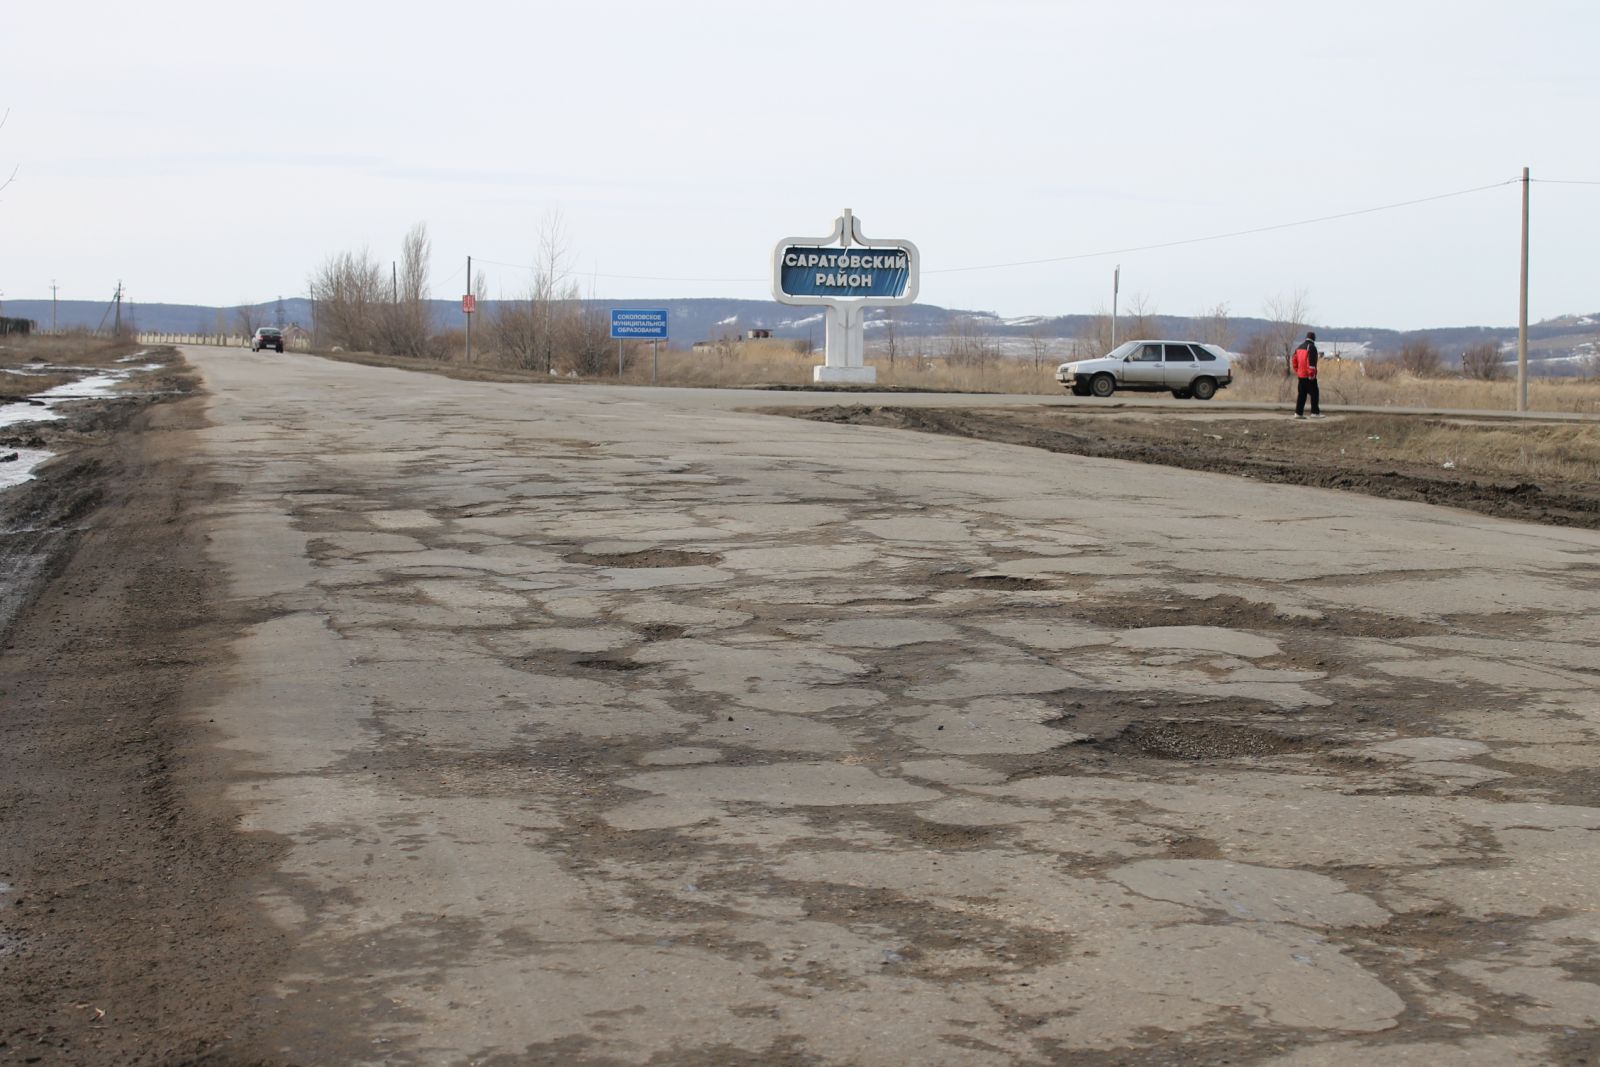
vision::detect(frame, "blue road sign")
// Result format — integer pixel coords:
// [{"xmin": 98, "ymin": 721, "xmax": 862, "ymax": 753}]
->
[
  {"xmin": 610, "ymin": 308, "xmax": 669, "ymax": 339},
  {"xmin": 778, "ymin": 247, "xmax": 912, "ymax": 299}
]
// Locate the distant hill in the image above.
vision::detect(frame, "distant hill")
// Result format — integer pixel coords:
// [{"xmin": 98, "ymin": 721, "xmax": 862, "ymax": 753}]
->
[{"xmin": 5, "ymin": 296, "xmax": 1595, "ymax": 375}]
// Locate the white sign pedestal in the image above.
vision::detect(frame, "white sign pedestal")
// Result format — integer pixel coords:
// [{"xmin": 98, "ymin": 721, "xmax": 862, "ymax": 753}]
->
[
  {"xmin": 818, "ymin": 302, "xmax": 872, "ymax": 383},
  {"xmin": 772, "ymin": 210, "xmax": 919, "ymax": 386}
]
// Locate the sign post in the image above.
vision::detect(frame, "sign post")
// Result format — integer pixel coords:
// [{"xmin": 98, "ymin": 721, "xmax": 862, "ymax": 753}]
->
[
  {"xmin": 772, "ymin": 209, "xmax": 919, "ymax": 384},
  {"xmin": 610, "ymin": 309, "xmax": 669, "ymax": 381}
]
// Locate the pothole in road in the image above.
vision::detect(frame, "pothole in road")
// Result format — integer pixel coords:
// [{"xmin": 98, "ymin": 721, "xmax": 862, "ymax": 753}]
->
[
  {"xmin": 965, "ymin": 574, "xmax": 1047, "ymax": 590},
  {"xmin": 565, "ymin": 549, "xmax": 723, "ymax": 568},
  {"xmin": 638, "ymin": 623, "xmax": 687, "ymax": 641},
  {"xmin": 924, "ymin": 567, "xmax": 1051, "ymax": 591},
  {"xmin": 1103, "ymin": 720, "xmax": 1315, "ymax": 760},
  {"xmin": 1079, "ymin": 592, "xmax": 1435, "ymax": 639},
  {"xmin": 574, "ymin": 657, "xmax": 648, "ymax": 673}
]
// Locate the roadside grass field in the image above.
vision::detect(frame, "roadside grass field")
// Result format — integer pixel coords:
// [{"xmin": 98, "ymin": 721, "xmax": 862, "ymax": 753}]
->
[
  {"xmin": 1225, "ymin": 359, "xmax": 1600, "ymax": 415},
  {"xmin": 622, "ymin": 339, "xmax": 1600, "ymax": 414},
  {"xmin": 0, "ymin": 334, "xmax": 146, "ymax": 397},
  {"xmin": 1283, "ymin": 413, "xmax": 1600, "ymax": 485}
]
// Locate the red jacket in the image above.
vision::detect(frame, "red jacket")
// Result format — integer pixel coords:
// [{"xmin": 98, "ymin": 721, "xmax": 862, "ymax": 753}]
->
[{"xmin": 1292, "ymin": 346, "xmax": 1317, "ymax": 379}]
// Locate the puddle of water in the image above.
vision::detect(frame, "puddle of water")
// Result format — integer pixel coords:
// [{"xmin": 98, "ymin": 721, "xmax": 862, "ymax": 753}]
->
[
  {"xmin": 0, "ymin": 448, "xmax": 55, "ymax": 490},
  {"xmin": 0, "ymin": 362, "xmax": 161, "ymax": 432},
  {"xmin": 35, "ymin": 369, "xmax": 133, "ymax": 399},
  {"xmin": 0, "ymin": 402, "xmax": 62, "ymax": 430}
]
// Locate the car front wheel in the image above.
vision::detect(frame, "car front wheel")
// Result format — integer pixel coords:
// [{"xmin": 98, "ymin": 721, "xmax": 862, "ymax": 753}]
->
[
  {"xmin": 1070, "ymin": 382, "xmax": 1091, "ymax": 397},
  {"xmin": 1090, "ymin": 374, "xmax": 1116, "ymax": 398},
  {"xmin": 1190, "ymin": 377, "xmax": 1217, "ymax": 400}
]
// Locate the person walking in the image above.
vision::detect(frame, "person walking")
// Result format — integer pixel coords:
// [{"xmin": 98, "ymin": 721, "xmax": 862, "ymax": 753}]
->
[{"xmin": 1292, "ymin": 330, "xmax": 1322, "ymax": 418}]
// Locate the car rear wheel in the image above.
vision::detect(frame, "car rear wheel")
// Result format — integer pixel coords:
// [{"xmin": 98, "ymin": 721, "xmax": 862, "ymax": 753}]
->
[
  {"xmin": 1190, "ymin": 377, "xmax": 1217, "ymax": 400},
  {"xmin": 1090, "ymin": 374, "xmax": 1116, "ymax": 398}
]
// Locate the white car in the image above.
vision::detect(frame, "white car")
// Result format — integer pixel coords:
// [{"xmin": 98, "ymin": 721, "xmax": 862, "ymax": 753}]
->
[{"xmin": 1056, "ymin": 340, "xmax": 1233, "ymax": 400}]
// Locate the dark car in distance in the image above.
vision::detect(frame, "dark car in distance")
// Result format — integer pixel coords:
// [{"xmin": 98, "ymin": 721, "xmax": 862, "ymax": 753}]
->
[{"xmin": 251, "ymin": 327, "xmax": 284, "ymax": 353}]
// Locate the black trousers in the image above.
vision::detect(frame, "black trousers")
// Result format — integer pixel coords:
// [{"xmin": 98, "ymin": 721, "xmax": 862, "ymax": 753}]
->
[{"xmin": 1295, "ymin": 377, "xmax": 1320, "ymax": 415}]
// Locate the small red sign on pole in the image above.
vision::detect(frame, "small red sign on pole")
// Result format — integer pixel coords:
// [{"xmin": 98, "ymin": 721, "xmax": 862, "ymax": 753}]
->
[{"xmin": 462, "ymin": 294, "xmax": 477, "ymax": 314}]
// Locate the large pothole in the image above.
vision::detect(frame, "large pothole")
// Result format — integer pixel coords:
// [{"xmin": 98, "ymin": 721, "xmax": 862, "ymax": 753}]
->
[{"xmin": 564, "ymin": 548, "xmax": 723, "ymax": 568}]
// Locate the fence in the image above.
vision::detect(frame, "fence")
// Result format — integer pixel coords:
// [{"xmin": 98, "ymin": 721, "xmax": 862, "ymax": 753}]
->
[{"xmin": 133, "ymin": 332, "xmax": 313, "ymax": 351}]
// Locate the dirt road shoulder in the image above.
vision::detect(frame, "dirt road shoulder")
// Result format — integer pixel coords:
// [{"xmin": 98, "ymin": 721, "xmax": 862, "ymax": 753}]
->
[
  {"xmin": 778, "ymin": 405, "xmax": 1600, "ymax": 529},
  {"xmin": 0, "ymin": 385, "xmax": 285, "ymax": 1064}
]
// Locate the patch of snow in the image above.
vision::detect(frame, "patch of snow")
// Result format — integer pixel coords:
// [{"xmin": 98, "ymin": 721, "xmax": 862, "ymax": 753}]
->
[
  {"xmin": 0, "ymin": 402, "xmax": 62, "ymax": 431},
  {"xmin": 715, "ymin": 315, "xmax": 739, "ymax": 326},
  {"xmin": 0, "ymin": 363, "xmax": 160, "ymax": 431},
  {"xmin": 0, "ymin": 448, "xmax": 54, "ymax": 491}
]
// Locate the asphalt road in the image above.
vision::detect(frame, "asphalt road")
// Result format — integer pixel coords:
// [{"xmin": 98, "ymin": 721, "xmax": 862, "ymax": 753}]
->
[{"xmin": 181, "ymin": 347, "xmax": 1600, "ymax": 1064}]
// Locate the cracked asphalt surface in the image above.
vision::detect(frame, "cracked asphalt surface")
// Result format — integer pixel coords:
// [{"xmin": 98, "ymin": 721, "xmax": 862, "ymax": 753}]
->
[{"xmin": 5, "ymin": 345, "xmax": 1600, "ymax": 1065}]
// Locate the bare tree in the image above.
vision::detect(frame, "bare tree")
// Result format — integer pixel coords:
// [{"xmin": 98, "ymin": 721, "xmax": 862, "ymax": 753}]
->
[
  {"xmin": 1073, "ymin": 305, "xmax": 1116, "ymax": 359},
  {"xmin": 309, "ymin": 248, "xmax": 385, "ymax": 351},
  {"xmin": 1397, "ymin": 337, "xmax": 1445, "ymax": 378},
  {"xmin": 1126, "ymin": 292, "xmax": 1160, "ymax": 340},
  {"xmin": 941, "ymin": 314, "xmax": 999, "ymax": 367},
  {"xmin": 1199, "ymin": 301, "xmax": 1234, "ymax": 350},
  {"xmin": 1460, "ymin": 340, "xmax": 1508, "ymax": 381},
  {"xmin": 878, "ymin": 311, "xmax": 899, "ymax": 369},
  {"xmin": 488, "ymin": 280, "xmax": 541, "ymax": 370},
  {"xmin": 1236, "ymin": 333, "xmax": 1279, "ymax": 375},
  {"xmin": 381, "ymin": 222, "xmax": 434, "ymax": 358},
  {"xmin": 534, "ymin": 210, "xmax": 571, "ymax": 374},
  {"xmin": 234, "ymin": 301, "xmax": 263, "ymax": 339},
  {"xmin": 1260, "ymin": 289, "xmax": 1313, "ymax": 376},
  {"xmin": 1026, "ymin": 325, "xmax": 1054, "ymax": 373},
  {"xmin": 560, "ymin": 286, "xmax": 616, "ymax": 377}
]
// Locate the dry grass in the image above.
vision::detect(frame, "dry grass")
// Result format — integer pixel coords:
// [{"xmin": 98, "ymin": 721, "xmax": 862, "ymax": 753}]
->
[
  {"xmin": 619, "ymin": 340, "xmax": 1058, "ymax": 393},
  {"xmin": 0, "ymin": 334, "xmax": 144, "ymax": 397},
  {"xmin": 322, "ymin": 337, "xmax": 1600, "ymax": 416},
  {"xmin": 618, "ymin": 341, "xmax": 1600, "ymax": 413},
  {"xmin": 1232, "ymin": 412, "xmax": 1600, "ymax": 485},
  {"xmin": 1227, "ymin": 360, "xmax": 1600, "ymax": 415}
]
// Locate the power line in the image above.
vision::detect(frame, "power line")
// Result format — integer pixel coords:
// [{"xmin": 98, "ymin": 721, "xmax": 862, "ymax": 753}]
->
[
  {"xmin": 472, "ymin": 256, "xmax": 756, "ymax": 284},
  {"xmin": 923, "ymin": 178, "xmax": 1521, "ymax": 275},
  {"xmin": 456, "ymin": 177, "xmax": 1525, "ymax": 287},
  {"xmin": 1531, "ymin": 178, "xmax": 1600, "ymax": 186}
]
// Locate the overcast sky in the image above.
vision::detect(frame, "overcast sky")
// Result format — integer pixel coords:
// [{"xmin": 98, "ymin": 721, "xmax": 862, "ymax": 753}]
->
[{"xmin": 3, "ymin": 0, "xmax": 1597, "ymax": 330}]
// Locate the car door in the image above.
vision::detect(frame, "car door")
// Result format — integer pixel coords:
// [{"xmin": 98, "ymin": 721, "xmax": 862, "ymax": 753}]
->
[
  {"xmin": 1163, "ymin": 343, "xmax": 1200, "ymax": 388},
  {"xmin": 1125, "ymin": 343, "xmax": 1165, "ymax": 386}
]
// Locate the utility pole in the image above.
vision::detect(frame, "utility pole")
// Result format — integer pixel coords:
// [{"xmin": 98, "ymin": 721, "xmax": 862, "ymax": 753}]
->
[
  {"xmin": 1517, "ymin": 166, "xmax": 1530, "ymax": 413},
  {"xmin": 465, "ymin": 255, "xmax": 472, "ymax": 365},
  {"xmin": 51, "ymin": 280, "xmax": 58, "ymax": 333},
  {"xmin": 1111, "ymin": 265, "xmax": 1121, "ymax": 350},
  {"xmin": 114, "ymin": 280, "xmax": 123, "ymax": 335},
  {"xmin": 392, "ymin": 261, "xmax": 398, "ymax": 305}
]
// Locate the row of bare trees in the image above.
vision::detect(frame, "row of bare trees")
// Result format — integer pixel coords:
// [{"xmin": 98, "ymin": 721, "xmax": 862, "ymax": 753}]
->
[
  {"xmin": 306, "ymin": 214, "xmax": 619, "ymax": 375},
  {"xmin": 482, "ymin": 214, "xmax": 613, "ymax": 374},
  {"xmin": 308, "ymin": 223, "xmax": 436, "ymax": 357}
]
